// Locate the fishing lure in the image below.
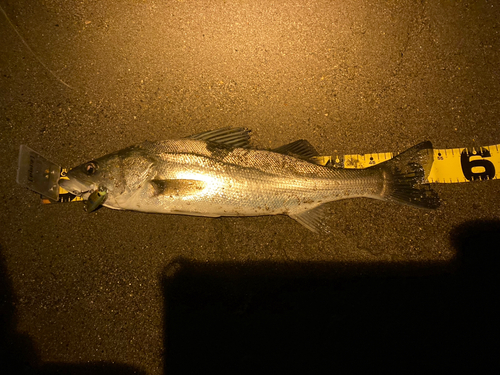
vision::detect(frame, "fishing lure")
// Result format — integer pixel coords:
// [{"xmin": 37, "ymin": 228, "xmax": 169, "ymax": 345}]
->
[{"xmin": 85, "ymin": 188, "xmax": 107, "ymax": 212}]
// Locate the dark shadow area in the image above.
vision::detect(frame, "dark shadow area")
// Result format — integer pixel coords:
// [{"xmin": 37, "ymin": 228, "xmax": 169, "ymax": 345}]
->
[
  {"xmin": 0, "ymin": 246, "xmax": 38, "ymax": 374},
  {"xmin": 2, "ymin": 219, "xmax": 499, "ymax": 374},
  {"xmin": 0, "ymin": 245, "xmax": 145, "ymax": 375},
  {"xmin": 163, "ymin": 219, "xmax": 500, "ymax": 374}
]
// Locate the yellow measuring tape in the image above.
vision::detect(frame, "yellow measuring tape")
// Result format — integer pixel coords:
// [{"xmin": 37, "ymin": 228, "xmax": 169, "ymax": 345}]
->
[
  {"xmin": 312, "ymin": 143, "xmax": 499, "ymax": 183},
  {"xmin": 43, "ymin": 143, "xmax": 499, "ymax": 204}
]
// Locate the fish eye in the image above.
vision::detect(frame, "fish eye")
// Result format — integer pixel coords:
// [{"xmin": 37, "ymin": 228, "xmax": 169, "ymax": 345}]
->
[{"xmin": 85, "ymin": 162, "xmax": 98, "ymax": 175}]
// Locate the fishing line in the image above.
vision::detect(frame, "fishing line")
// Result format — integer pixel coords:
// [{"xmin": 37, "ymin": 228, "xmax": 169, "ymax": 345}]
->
[{"xmin": 0, "ymin": 4, "xmax": 74, "ymax": 89}]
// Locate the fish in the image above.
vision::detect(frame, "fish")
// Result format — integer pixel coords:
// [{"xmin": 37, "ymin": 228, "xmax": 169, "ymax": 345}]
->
[{"xmin": 59, "ymin": 127, "xmax": 440, "ymax": 233}]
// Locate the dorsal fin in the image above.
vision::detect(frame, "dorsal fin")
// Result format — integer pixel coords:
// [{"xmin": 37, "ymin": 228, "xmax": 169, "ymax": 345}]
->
[
  {"xmin": 188, "ymin": 127, "xmax": 251, "ymax": 148},
  {"xmin": 273, "ymin": 139, "xmax": 319, "ymax": 159}
]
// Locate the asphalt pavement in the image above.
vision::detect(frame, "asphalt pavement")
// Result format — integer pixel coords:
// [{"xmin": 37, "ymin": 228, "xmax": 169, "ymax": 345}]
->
[{"xmin": 1, "ymin": 1, "xmax": 499, "ymax": 373}]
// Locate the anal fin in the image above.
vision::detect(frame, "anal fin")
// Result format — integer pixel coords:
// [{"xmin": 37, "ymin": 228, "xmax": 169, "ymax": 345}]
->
[{"xmin": 289, "ymin": 205, "xmax": 331, "ymax": 234}]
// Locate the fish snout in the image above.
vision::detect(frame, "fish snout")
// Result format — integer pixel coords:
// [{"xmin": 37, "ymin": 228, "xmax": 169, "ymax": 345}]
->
[{"xmin": 59, "ymin": 177, "xmax": 93, "ymax": 196}]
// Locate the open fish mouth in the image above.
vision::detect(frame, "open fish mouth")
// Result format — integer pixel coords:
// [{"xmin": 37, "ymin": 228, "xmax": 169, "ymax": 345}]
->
[{"xmin": 58, "ymin": 178, "xmax": 95, "ymax": 198}]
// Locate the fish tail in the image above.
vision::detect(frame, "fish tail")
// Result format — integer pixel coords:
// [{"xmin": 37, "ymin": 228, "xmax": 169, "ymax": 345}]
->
[{"xmin": 375, "ymin": 141, "xmax": 440, "ymax": 209}]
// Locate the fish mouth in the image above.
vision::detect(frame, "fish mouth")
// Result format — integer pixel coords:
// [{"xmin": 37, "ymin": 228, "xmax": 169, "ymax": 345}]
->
[{"xmin": 59, "ymin": 177, "xmax": 95, "ymax": 198}]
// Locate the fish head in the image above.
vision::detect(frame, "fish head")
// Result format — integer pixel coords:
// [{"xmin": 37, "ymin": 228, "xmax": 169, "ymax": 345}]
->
[
  {"xmin": 59, "ymin": 153, "xmax": 124, "ymax": 200},
  {"xmin": 59, "ymin": 145, "xmax": 156, "ymax": 207}
]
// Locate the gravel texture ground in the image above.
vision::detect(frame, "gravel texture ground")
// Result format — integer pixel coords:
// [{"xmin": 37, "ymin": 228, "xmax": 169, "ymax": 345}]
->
[{"xmin": 1, "ymin": 1, "xmax": 499, "ymax": 373}]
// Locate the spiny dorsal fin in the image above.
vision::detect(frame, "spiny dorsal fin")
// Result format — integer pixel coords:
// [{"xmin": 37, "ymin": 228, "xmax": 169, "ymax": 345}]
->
[
  {"xmin": 273, "ymin": 139, "xmax": 319, "ymax": 159},
  {"xmin": 188, "ymin": 127, "xmax": 251, "ymax": 148},
  {"xmin": 150, "ymin": 179, "xmax": 206, "ymax": 197}
]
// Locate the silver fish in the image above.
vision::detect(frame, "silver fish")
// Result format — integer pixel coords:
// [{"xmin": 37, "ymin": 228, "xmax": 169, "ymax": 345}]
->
[{"xmin": 59, "ymin": 128, "xmax": 439, "ymax": 232}]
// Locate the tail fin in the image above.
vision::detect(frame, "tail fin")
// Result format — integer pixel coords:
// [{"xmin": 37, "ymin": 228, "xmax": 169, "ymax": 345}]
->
[{"xmin": 375, "ymin": 141, "xmax": 440, "ymax": 209}]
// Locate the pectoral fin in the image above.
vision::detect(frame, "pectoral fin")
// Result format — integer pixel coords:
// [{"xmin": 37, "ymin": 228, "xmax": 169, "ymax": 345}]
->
[
  {"xmin": 150, "ymin": 179, "xmax": 206, "ymax": 197},
  {"xmin": 289, "ymin": 205, "xmax": 331, "ymax": 234}
]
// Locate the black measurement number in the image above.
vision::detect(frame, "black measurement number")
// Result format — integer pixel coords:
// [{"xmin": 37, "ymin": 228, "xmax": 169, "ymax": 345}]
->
[{"xmin": 460, "ymin": 148, "xmax": 496, "ymax": 181}]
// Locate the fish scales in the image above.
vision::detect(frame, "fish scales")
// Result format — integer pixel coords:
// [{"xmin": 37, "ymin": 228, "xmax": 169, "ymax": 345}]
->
[{"xmin": 147, "ymin": 140, "xmax": 382, "ymax": 211}]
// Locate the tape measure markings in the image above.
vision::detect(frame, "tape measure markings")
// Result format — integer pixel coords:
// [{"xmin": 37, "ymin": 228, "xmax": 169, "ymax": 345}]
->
[{"xmin": 312, "ymin": 143, "xmax": 499, "ymax": 184}]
